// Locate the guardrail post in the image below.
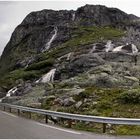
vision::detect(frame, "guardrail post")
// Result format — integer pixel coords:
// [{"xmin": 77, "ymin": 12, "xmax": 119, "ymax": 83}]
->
[
  {"xmin": 3, "ymin": 106, "xmax": 5, "ymax": 111},
  {"xmin": 9, "ymin": 107, "xmax": 11, "ymax": 113},
  {"xmin": 68, "ymin": 120, "xmax": 72, "ymax": 128},
  {"xmin": 103, "ymin": 123, "xmax": 106, "ymax": 133},
  {"xmin": 17, "ymin": 109, "xmax": 20, "ymax": 116},
  {"xmin": 45, "ymin": 115, "xmax": 48, "ymax": 123},
  {"xmin": 29, "ymin": 112, "xmax": 31, "ymax": 119}
]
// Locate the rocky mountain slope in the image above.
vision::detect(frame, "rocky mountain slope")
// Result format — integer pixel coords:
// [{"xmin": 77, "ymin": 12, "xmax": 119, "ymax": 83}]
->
[
  {"xmin": 0, "ymin": 5, "xmax": 140, "ymax": 119},
  {"xmin": 1, "ymin": 4, "xmax": 140, "ymax": 135}
]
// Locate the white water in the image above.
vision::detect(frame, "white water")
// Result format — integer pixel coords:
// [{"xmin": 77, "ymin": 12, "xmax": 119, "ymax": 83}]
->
[
  {"xmin": 43, "ymin": 27, "xmax": 58, "ymax": 52},
  {"xmin": 67, "ymin": 52, "xmax": 72, "ymax": 60},
  {"xmin": 35, "ymin": 79, "xmax": 40, "ymax": 83},
  {"xmin": 112, "ymin": 45, "xmax": 124, "ymax": 52},
  {"xmin": 58, "ymin": 52, "xmax": 73, "ymax": 61},
  {"xmin": 72, "ymin": 13, "xmax": 76, "ymax": 21},
  {"xmin": 105, "ymin": 40, "xmax": 114, "ymax": 52},
  {"xmin": 112, "ymin": 44, "xmax": 138, "ymax": 54},
  {"xmin": 25, "ymin": 59, "xmax": 32, "ymax": 68},
  {"xmin": 89, "ymin": 45, "xmax": 96, "ymax": 53},
  {"xmin": 132, "ymin": 44, "xmax": 138, "ymax": 54},
  {"xmin": 6, "ymin": 87, "xmax": 17, "ymax": 97},
  {"xmin": 41, "ymin": 68, "xmax": 56, "ymax": 83}
]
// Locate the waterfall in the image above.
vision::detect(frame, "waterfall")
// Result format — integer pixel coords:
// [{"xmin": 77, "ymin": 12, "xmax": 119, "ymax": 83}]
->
[
  {"xmin": 58, "ymin": 52, "xmax": 73, "ymax": 61},
  {"xmin": 72, "ymin": 13, "xmax": 76, "ymax": 21},
  {"xmin": 6, "ymin": 87, "xmax": 17, "ymax": 97},
  {"xmin": 113, "ymin": 44, "xmax": 138, "ymax": 54},
  {"xmin": 89, "ymin": 45, "xmax": 96, "ymax": 53},
  {"xmin": 132, "ymin": 44, "xmax": 138, "ymax": 54},
  {"xmin": 105, "ymin": 40, "xmax": 114, "ymax": 52},
  {"xmin": 25, "ymin": 59, "xmax": 33, "ymax": 68},
  {"xmin": 112, "ymin": 45, "xmax": 123, "ymax": 52},
  {"xmin": 42, "ymin": 27, "xmax": 58, "ymax": 52},
  {"xmin": 67, "ymin": 52, "xmax": 72, "ymax": 60},
  {"xmin": 41, "ymin": 68, "xmax": 56, "ymax": 83}
]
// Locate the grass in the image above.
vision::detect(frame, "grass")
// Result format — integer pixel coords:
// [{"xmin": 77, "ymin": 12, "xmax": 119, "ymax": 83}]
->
[
  {"xmin": 25, "ymin": 58, "xmax": 55, "ymax": 71},
  {"xmin": 40, "ymin": 26, "xmax": 125, "ymax": 61},
  {"xmin": 0, "ymin": 26, "xmax": 125, "ymax": 88},
  {"xmin": 0, "ymin": 69, "xmax": 41, "ymax": 88},
  {"xmin": 40, "ymin": 85, "xmax": 140, "ymax": 135},
  {"xmin": 66, "ymin": 26, "xmax": 124, "ymax": 47}
]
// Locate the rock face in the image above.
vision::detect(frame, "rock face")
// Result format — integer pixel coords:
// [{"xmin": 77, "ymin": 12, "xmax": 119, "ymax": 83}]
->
[
  {"xmin": 1, "ymin": 4, "xmax": 140, "ymax": 104},
  {"xmin": 0, "ymin": 4, "xmax": 139, "ymax": 74}
]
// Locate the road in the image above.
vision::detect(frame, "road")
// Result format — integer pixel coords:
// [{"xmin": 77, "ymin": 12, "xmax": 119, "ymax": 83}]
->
[{"xmin": 0, "ymin": 110, "xmax": 140, "ymax": 139}]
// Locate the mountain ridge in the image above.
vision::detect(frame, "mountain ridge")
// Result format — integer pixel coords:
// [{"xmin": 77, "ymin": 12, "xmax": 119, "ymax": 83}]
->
[{"xmin": 0, "ymin": 4, "xmax": 139, "ymax": 75}]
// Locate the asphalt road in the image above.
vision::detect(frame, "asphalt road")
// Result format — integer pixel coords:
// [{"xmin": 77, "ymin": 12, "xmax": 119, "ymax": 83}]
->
[{"xmin": 0, "ymin": 110, "xmax": 140, "ymax": 139}]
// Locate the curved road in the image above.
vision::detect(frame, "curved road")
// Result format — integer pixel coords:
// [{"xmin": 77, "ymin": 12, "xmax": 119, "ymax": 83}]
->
[{"xmin": 0, "ymin": 110, "xmax": 139, "ymax": 139}]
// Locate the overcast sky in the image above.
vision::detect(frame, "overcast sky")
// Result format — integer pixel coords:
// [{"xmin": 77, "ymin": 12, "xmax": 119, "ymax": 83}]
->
[{"xmin": 0, "ymin": 0, "xmax": 140, "ymax": 55}]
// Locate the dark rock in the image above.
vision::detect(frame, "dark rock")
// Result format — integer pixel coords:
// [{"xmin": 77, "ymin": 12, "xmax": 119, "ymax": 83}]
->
[
  {"xmin": 63, "ymin": 97, "xmax": 76, "ymax": 106},
  {"xmin": 54, "ymin": 98, "xmax": 64, "ymax": 106},
  {"xmin": 0, "ymin": 4, "xmax": 139, "ymax": 74}
]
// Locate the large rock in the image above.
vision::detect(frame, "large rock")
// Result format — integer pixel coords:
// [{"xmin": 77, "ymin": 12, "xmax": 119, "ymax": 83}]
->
[{"xmin": 63, "ymin": 97, "xmax": 76, "ymax": 106}]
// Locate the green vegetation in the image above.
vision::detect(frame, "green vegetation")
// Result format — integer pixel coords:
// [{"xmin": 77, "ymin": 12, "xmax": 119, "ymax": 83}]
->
[
  {"xmin": 40, "ymin": 85, "xmax": 140, "ymax": 135},
  {"xmin": 0, "ymin": 26, "xmax": 125, "ymax": 89},
  {"xmin": 41, "ymin": 26, "xmax": 125, "ymax": 61},
  {"xmin": 118, "ymin": 89, "xmax": 140, "ymax": 104},
  {"xmin": 0, "ymin": 69, "xmax": 40, "ymax": 88},
  {"xmin": 9, "ymin": 69, "xmax": 40, "ymax": 80},
  {"xmin": 0, "ymin": 58, "xmax": 55, "ymax": 88},
  {"xmin": 66, "ymin": 26, "xmax": 124, "ymax": 47},
  {"xmin": 26, "ymin": 58, "xmax": 55, "ymax": 71}
]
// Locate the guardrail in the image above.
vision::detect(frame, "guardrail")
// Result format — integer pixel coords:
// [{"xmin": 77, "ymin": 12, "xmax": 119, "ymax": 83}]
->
[{"xmin": 0, "ymin": 103, "xmax": 140, "ymax": 133}]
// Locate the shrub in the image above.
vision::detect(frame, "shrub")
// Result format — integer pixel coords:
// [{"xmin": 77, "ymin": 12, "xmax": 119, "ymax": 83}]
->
[
  {"xmin": 6, "ymin": 69, "xmax": 40, "ymax": 82},
  {"xmin": 26, "ymin": 58, "xmax": 54, "ymax": 71},
  {"xmin": 74, "ymin": 88, "xmax": 94, "ymax": 101},
  {"xmin": 96, "ymin": 100, "xmax": 111, "ymax": 110},
  {"xmin": 118, "ymin": 89, "xmax": 140, "ymax": 104}
]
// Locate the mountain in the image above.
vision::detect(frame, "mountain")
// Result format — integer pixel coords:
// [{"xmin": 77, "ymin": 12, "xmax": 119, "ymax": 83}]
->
[
  {"xmin": 0, "ymin": 4, "xmax": 139, "ymax": 74},
  {"xmin": 1, "ymin": 4, "xmax": 140, "ymax": 134}
]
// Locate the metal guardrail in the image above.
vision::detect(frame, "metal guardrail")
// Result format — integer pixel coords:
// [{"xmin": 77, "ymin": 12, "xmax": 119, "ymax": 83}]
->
[{"xmin": 0, "ymin": 103, "xmax": 140, "ymax": 133}]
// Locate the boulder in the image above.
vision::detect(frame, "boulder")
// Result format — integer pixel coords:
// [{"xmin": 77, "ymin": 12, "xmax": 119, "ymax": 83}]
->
[
  {"xmin": 75, "ymin": 101, "xmax": 82, "ymax": 109},
  {"xmin": 63, "ymin": 97, "xmax": 76, "ymax": 106},
  {"xmin": 54, "ymin": 98, "xmax": 64, "ymax": 106},
  {"xmin": 27, "ymin": 103, "xmax": 41, "ymax": 108}
]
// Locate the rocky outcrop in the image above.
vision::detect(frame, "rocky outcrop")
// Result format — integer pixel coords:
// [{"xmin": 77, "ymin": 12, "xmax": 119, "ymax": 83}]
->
[
  {"xmin": 0, "ymin": 4, "xmax": 139, "ymax": 74},
  {"xmin": 1, "ymin": 4, "xmax": 140, "ymax": 107}
]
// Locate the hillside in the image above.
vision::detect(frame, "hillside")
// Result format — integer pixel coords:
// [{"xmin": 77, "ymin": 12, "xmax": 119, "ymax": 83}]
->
[{"xmin": 0, "ymin": 4, "xmax": 140, "ymax": 135}]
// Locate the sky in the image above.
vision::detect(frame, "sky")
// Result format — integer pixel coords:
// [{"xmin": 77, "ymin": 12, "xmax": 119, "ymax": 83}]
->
[{"xmin": 0, "ymin": 0, "xmax": 140, "ymax": 55}]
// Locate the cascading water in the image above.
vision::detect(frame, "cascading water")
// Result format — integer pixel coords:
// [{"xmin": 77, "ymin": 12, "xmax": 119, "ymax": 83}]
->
[
  {"xmin": 0, "ymin": 87, "xmax": 17, "ymax": 102},
  {"xmin": 25, "ymin": 59, "xmax": 32, "ymax": 68},
  {"xmin": 42, "ymin": 27, "xmax": 58, "ymax": 52},
  {"xmin": 58, "ymin": 52, "xmax": 73, "ymax": 61},
  {"xmin": 89, "ymin": 45, "xmax": 96, "ymax": 53},
  {"xmin": 112, "ymin": 45, "xmax": 123, "ymax": 52},
  {"xmin": 6, "ymin": 87, "xmax": 17, "ymax": 97},
  {"xmin": 113, "ymin": 44, "xmax": 138, "ymax": 54},
  {"xmin": 72, "ymin": 13, "xmax": 76, "ymax": 21},
  {"xmin": 105, "ymin": 40, "xmax": 114, "ymax": 52},
  {"xmin": 38, "ymin": 68, "xmax": 56, "ymax": 83},
  {"xmin": 132, "ymin": 44, "xmax": 138, "ymax": 54},
  {"xmin": 67, "ymin": 52, "xmax": 72, "ymax": 60}
]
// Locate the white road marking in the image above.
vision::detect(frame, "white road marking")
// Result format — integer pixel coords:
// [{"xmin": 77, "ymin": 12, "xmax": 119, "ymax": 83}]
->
[
  {"xmin": 36, "ymin": 122, "xmax": 81, "ymax": 135},
  {"xmin": 0, "ymin": 111, "xmax": 17, "ymax": 118}
]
